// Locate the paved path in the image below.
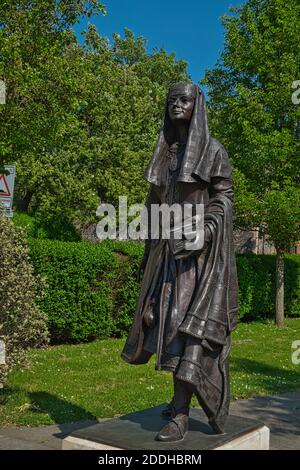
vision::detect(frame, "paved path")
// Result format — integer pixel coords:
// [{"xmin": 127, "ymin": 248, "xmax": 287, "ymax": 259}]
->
[
  {"xmin": 0, "ymin": 391, "xmax": 299, "ymax": 450},
  {"xmin": 229, "ymin": 390, "xmax": 300, "ymax": 450}
]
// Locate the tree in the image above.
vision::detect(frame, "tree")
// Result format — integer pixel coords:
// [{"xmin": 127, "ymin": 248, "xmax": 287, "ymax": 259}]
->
[
  {"xmin": 0, "ymin": 1, "xmax": 106, "ymax": 224},
  {"xmin": 0, "ymin": 3, "xmax": 189, "ymax": 229},
  {"xmin": 203, "ymin": 0, "xmax": 300, "ymax": 326},
  {"xmin": 80, "ymin": 26, "xmax": 190, "ymax": 210}
]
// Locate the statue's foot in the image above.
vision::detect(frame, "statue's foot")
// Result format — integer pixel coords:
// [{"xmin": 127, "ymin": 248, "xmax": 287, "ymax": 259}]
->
[
  {"xmin": 161, "ymin": 402, "xmax": 176, "ymax": 419},
  {"xmin": 155, "ymin": 414, "xmax": 189, "ymax": 442}
]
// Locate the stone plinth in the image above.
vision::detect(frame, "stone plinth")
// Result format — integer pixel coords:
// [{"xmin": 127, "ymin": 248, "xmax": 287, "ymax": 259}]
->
[{"xmin": 62, "ymin": 405, "xmax": 269, "ymax": 450}]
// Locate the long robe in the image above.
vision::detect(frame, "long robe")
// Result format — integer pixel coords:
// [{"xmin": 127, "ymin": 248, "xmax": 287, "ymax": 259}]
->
[{"xmin": 121, "ymin": 85, "xmax": 238, "ymax": 430}]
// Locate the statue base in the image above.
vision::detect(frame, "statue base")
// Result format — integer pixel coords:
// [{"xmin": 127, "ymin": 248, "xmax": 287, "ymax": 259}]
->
[{"xmin": 62, "ymin": 404, "xmax": 269, "ymax": 450}]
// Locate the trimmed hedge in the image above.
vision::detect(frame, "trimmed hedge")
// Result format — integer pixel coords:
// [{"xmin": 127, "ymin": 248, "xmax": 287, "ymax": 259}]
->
[
  {"xmin": 107, "ymin": 240, "xmax": 144, "ymax": 336},
  {"xmin": 236, "ymin": 253, "xmax": 300, "ymax": 320},
  {"xmin": 28, "ymin": 239, "xmax": 116, "ymax": 343},
  {"xmin": 28, "ymin": 239, "xmax": 300, "ymax": 343}
]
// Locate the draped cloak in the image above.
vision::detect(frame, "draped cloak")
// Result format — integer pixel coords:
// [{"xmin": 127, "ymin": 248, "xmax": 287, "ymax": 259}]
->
[{"xmin": 121, "ymin": 85, "xmax": 238, "ymax": 430}]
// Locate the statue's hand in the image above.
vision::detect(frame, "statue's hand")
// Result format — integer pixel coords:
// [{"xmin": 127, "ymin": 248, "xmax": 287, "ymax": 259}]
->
[{"xmin": 172, "ymin": 224, "xmax": 212, "ymax": 260}]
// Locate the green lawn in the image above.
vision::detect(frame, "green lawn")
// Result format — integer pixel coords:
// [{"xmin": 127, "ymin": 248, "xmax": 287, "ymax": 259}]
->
[{"xmin": 1, "ymin": 319, "xmax": 299, "ymax": 427}]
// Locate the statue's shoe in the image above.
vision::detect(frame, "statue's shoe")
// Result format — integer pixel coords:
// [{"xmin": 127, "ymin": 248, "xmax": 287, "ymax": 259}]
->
[{"xmin": 155, "ymin": 414, "xmax": 189, "ymax": 442}]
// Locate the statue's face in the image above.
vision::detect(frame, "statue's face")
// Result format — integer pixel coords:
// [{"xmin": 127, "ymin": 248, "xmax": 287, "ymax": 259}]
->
[{"xmin": 168, "ymin": 91, "xmax": 195, "ymax": 124}]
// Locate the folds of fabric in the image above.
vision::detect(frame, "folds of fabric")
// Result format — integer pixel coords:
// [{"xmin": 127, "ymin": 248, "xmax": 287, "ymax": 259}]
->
[
  {"xmin": 121, "ymin": 83, "xmax": 238, "ymax": 432},
  {"xmin": 173, "ymin": 181, "xmax": 237, "ymax": 428},
  {"xmin": 178, "ymin": 188, "xmax": 238, "ymax": 344},
  {"xmin": 175, "ymin": 328, "xmax": 232, "ymax": 431}
]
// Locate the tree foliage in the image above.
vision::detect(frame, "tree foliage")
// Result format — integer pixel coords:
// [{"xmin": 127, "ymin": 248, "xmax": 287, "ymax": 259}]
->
[
  {"xmin": 0, "ymin": 4, "xmax": 189, "ymax": 225},
  {"xmin": 204, "ymin": 0, "xmax": 300, "ymax": 248},
  {"xmin": 203, "ymin": 0, "xmax": 300, "ymax": 325}
]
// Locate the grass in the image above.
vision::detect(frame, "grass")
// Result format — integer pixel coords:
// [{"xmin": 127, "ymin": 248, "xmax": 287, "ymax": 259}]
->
[{"xmin": 0, "ymin": 319, "xmax": 299, "ymax": 427}]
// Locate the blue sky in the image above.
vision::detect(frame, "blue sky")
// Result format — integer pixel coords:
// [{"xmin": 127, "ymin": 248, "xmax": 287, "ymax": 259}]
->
[{"xmin": 75, "ymin": 0, "xmax": 245, "ymax": 83}]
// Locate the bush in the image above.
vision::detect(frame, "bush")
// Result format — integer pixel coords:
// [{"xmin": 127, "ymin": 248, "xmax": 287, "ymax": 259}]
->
[
  {"xmin": 0, "ymin": 215, "xmax": 49, "ymax": 385},
  {"xmin": 284, "ymin": 255, "xmax": 300, "ymax": 317},
  {"xmin": 27, "ymin": 238, "xmax": 300, "ymax": 343},
  {"xmin": 236, "ymin": 253, "xmax": 300, "ymax": 320},
  {"xmin": 28, "ymin": 239, "xmax": 117, "ymax": 343},
  {"xmin": 13, "ymin": 212, "xmax": 81, "ymax": 241},
  {"xmin": 108, "ymin": 241, "xmax": 144, "ymax": 337},
  {"xmin": 12, "ymin": 212, "xmax": 36, "ymax": 234}
]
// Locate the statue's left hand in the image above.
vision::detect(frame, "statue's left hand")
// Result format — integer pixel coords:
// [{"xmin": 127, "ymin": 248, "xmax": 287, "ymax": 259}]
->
[{"xmin": 172, "ymin": 225, "xmax": 211, "ymax": 260}]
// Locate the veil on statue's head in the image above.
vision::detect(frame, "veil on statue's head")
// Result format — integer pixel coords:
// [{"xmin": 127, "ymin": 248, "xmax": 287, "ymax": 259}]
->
[{"xmin": 144, "ymin": 82, "xmax": 219, "ymax": 186}]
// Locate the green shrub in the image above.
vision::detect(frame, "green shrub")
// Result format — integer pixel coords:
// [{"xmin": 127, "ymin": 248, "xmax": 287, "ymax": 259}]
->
[
  {"xmin": 27, "ymin": 238, "xmax": 300, "ymax": 343},
  {"xmin": 12, "ymin": 212, "xmax": 35, "ymax": 234},
  {"xmin": 28, "ymin": 239, "xmax": 116, "ymax": 343},
  {"xmin": 31, "ymin": 215, "xmax": 81, "ymax": 241},
  {"xmin": 0, "ymin": 215, "xmax": 49, "ymax": 385},
  {"xmin": 236, "ymin": 253, "xmax": 300, "ymax": 320},
  {"xmin": 282, "ymin": 255, "xmax": 300, "ymax": 317},
  {"xmin": 13, "ymin": 212, "xmax": 81, "ymax": 241},
  {"xmin": 109, "ymin": 241, "xmax": 144, "ymax": 337}
]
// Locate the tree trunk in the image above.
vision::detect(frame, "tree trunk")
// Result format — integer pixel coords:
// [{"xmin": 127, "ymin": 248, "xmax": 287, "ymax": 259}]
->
[
  {"xmin": 275, "ymin": 247, "xmax": 285, "ymax": 327},
  {"xmin": 16, "ymin": 190, "xmax": 34, "ymax": 212}
]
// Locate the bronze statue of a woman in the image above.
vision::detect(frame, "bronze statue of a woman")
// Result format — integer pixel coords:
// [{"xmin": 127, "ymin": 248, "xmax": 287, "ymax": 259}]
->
[{"xmin": 121, "ymin": 82, "xmax": 238, "ymax": 442}]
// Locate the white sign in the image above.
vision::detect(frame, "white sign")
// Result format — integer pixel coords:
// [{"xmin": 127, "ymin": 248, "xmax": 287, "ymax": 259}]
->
[{"xmin": 0, "ymin": 165, "xmax": 16, "ymax": 217}]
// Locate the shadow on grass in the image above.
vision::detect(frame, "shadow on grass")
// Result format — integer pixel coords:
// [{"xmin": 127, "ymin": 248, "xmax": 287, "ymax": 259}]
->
[
  {"xmin": 0, "ymin": 387, "xmax": 96, "ymax": 425},
  {"xmin": 231, "ymin": 358, "xmax": 300, "ymax": 394},
  {"xmin": 0, "ymin": 387, "xmax": 13, "ymax": 406},
  {"xmin": 28, "ymin": 391, "xmax": 96, "ymax": 424}
]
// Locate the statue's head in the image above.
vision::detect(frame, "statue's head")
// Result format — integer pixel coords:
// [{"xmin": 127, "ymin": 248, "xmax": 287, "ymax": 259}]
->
[
  {"xmin": 144, "ymin": 82, "xmax": 210, "ymax": 186},
  {"xmin": 167, "ymin": 82, "xmax": 197, "ymax": 125}
]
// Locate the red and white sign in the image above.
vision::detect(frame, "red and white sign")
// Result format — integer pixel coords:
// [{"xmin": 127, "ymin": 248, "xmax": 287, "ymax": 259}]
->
[
  {"xmin": 0, "ymin": 174, "xmax": 11, "ymax": 197},
  {"xmin": 0, "ymin": 166, "xmax": 16, "ymax": 217}
]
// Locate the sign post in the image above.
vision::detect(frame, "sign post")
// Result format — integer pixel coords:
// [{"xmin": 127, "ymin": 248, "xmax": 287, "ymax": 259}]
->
[{"xmin": 0, "ymin": 165, "xmax": 16, "ymax": 217}]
